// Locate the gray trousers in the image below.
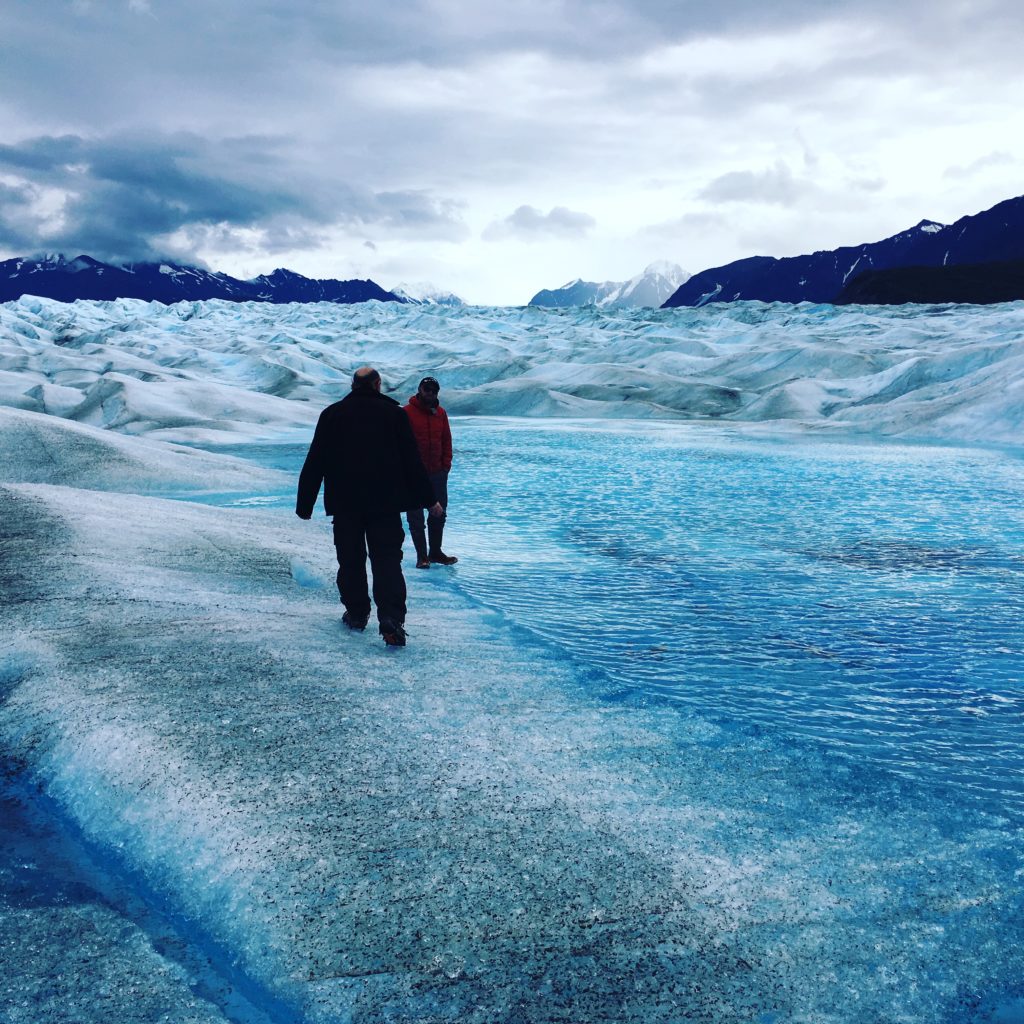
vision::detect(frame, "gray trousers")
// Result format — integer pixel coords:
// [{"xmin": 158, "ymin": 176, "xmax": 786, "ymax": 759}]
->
[{"xmin": 407, "ymin": 470, "xmax": 448, "ymax": 558}]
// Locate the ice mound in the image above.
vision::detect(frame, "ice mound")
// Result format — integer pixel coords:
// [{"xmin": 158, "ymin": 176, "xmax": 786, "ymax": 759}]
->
[
  {"xmin": 0, "ymin": 406, "xmax": 290, "ymax": 494},
  {"xmin": 2, "ymin": 295, "xmax": 1023, "ymax": 445},
  {"xmin": 64, "ymin": 373, "xmax": 317, "ymax": 441}
]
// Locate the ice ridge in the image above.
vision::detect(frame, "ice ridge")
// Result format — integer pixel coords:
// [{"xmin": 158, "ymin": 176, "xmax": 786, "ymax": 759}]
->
[{"xmin": 2, "ymin": 296, "xmax": 1022, "ymax": 446}]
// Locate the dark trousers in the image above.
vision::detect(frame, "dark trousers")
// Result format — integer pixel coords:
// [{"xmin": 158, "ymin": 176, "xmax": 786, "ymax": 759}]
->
[
  {"xmin": 406, "ymin": 470, "xmax": 448, "ymax": 559},
  {"xmin": 332, "ymin": 510, "xmax": 406, "ymax": 627}
]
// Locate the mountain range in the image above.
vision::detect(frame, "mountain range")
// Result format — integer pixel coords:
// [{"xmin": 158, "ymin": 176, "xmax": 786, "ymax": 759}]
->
[
  {"xmin": 663, "ymin": 195, "xmax": 1024, "ymax": 307},
  {"xmin": 529, "ymin": 261, "xmax": 689, "ymax": 308},
  {"xmin": 0, "ymin": 254, "xmax": 402, "ymax": 305},
  {"xmin": 6, "ymin": 194, "xmax": 1023, "ymax": 311}
]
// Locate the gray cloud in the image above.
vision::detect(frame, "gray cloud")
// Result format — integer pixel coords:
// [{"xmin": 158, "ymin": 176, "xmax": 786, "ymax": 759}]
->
[
  {"xmin": 375, "ymin": 192, "xmax": 469, "ymax": 237},
  {"xmin": 646, "ymin": 211, "xmax": 730, "ymax": 236},
  {"xmin": 0, "ymin": 180, "xmax": 36, "ymax": 208},
  {"xmin": 636, "ymin": 211, "xmax": 729, "ymax": 273},
  {"xmin": 697, "ymin": 162, "xmax": 808, "ymax": 207},
  {"xmin": 944, "ymin": 151, "xmax": 1014, "ymax": 180},
  {"xmin": 0, "ymin": 132, "xmax": 467, "ymax": 262},
  {"xmin": 483, "ymin": 205, "xmax": 596, "ymax": 242},
  {"xmin": 0, "ymin": 180, "xmax": 44, "ymax": 252},
  {"xmin": 2, "ymin": 0, "xmax": 1022, "ymax": 300},
  {"xmin": 5, "ymin": 1, "xmax": 1022, "ymax": 140},
  {"xmin": 795, "ymin": 130, "xmax": 819, "ymax": 171},
  {"xmin": 848, "ymin": 176, "xmax": 887, "ymax": 193},
  {"xmin": 7, "ymin": 1, "xmax": 1022, "ymax": 77}
]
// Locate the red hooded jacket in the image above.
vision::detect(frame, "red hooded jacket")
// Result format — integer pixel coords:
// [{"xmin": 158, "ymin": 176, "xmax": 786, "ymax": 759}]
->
[{"xmin": 403, "ymin": 393, "xmax": 452, "ymax": 474}]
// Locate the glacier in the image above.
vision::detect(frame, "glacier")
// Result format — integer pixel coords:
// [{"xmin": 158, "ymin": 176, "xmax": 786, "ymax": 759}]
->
[
  {"xmin": 1, "ymin": 295, "xmax": 1022, "ymax": 444},
  {"xmin": 1, "ymin": 296, "xmax": 1023, "ymax": 1024}
]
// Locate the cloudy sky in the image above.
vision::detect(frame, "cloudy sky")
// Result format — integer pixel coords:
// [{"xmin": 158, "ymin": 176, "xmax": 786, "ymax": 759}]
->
[{"xmin": 1, "ymin": 0, "xmax": 1022, "ymax": 304}]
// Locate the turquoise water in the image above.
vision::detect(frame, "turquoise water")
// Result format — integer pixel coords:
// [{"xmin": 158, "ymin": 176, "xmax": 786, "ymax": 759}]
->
[
  {"xmin": 213, "ymin": 420, "xmax": 1024, "ymax": 827},
  {"xmin": 455, "ymin": 421, "xmax": 1024, "ymax": 823}
]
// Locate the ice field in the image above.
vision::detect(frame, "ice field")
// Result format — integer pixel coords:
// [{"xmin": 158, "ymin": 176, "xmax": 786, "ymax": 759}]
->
[
  {"xmin": 2, "ymin": 295, "xmax": 1023, "ymax": 444},
  {"xmin": 1, "ymin": 298, "xmax": 1023, "ymax": 1023}
]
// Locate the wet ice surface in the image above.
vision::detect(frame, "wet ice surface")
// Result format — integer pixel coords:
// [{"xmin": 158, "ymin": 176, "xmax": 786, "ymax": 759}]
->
[
  {"xmin": 0, "ymin": 776, "xmax": 246, "ymax": 1024},
  {"xmin": 451, "ymin": 420, "xmax": 1024, "ymax": 822},
  {"xmin": 167, "ymin": 419, "xmax": 1024, "ymax": 1023},
  {"xmin": 3, "ymin": 419, "xmax": 1024, "ymax": 1024},
  {"xmin": 219, "ymin": 420, "xmax": 1024, "ymax": 825}
]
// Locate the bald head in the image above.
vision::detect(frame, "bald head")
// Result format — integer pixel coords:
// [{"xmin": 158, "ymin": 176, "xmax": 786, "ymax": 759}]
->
[{"xmin": 351, "ymin": 366, "xmax": 381, "ymax": 391}]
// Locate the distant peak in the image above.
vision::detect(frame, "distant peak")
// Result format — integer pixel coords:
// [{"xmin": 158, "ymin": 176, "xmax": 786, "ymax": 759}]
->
[
  {"xmin": 643, "ymin": 260, "xmax": 685, "ymax": 276},
  {"xmin": 391, "ymin": 281, "xmax": 464, "ymax": 305},
  {"xmin": 68, "ymin": 255, "xmax": 104, "ymax": 272}
]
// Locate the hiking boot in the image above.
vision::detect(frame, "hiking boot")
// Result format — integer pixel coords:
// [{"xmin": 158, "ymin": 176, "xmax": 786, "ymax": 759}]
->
[
  {"xmin": 415, "ymin": 557, "xmax": 431, "ymax": 569},
  {"xmin": 342, "ymin": 610, "xmax": 369, "ymax": 631},
  {"xmin": 380, "ymin": 620, "xmax": 407, "ymax": 647},
  {"xmin": 429, "ymin": 551, "xmax": 458, "ymax": 565}
]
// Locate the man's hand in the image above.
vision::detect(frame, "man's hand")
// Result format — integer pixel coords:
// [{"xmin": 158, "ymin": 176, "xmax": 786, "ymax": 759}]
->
[
  {"xmin": 296, "ymin": 510, "xmax": 312, "ymax": 520},
  {"xmin": 428, "ymin": 502, "xmax": 444, "ymax": 518}
]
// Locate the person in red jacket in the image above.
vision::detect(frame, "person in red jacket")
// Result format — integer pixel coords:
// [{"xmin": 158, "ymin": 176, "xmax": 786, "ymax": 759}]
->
[{"xmin": 403, "ymin": 376, "xmax": 458, "ymax": 568}]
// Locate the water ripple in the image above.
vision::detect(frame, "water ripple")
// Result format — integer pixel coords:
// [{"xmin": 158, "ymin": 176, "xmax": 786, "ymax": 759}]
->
[{"xmin": 452, "ymin": 421, "xmax": 1024, "ymax": 823}]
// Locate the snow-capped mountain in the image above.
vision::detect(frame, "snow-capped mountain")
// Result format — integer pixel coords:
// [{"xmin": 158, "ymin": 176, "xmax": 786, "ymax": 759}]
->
[
  {"xmin": 528, "ymin": 261, "xmax": 689, "ymax": 308},
  {"xmin": 664, "ymin": 195, "xmax": 1024, "ymax": 307},
  {"xmin": 390, "ymin": 282, "xmax": 465, "ymax": 306},
  {"xmin": 528, "ymin": 277, "xmax": 615, "ymax": 308},
  {"xmin": 0, "ymin": 254, "xmax": 403, "ymax": 305},
  {"xmin": 600, "ymin": 261, "xmax": 692, "ymax": 308},
  {"xmin": 0, "ymin": 254, "xmax": 252, "ymax": 304}
]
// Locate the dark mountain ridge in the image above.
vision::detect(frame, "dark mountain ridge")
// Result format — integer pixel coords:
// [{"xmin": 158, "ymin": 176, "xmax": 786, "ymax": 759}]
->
[
  {"xmin": 835, "ymin": 258, "xmax": 1024, "ymax": 306},
  {"xmin": 0, "ymin": 254, "xmax": 403, "ymax": 305},
  {"xmin": 663, "ymin": 195, "xmax": 1024, "ymax": 307}
]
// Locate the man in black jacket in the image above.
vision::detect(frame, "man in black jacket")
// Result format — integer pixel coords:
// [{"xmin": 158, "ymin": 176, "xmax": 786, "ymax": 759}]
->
[{"xmin": 296, "ymin": 366, "xmax": 441, "ymax": 647}]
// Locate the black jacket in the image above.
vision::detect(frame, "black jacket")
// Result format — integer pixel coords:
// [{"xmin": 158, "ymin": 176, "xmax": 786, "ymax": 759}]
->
[{"xmin": 296, "ymin": 389, "xmax": 435, "ymax": 518}]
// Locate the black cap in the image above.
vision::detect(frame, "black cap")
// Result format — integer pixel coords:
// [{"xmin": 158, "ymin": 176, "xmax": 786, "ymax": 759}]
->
[{"xmin": 419, "ymin": 376, "xmax": 440, "ymax": 392}]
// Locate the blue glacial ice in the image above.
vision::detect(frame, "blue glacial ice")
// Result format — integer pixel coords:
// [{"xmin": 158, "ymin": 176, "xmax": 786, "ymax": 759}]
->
[
  {"xmin": 2, "ymin": 296, "xmax": 1024, "ymax": 444},
  {"xmin": 2, "ymin": 297, "xmax": 1024, "ymax": 1023}
]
